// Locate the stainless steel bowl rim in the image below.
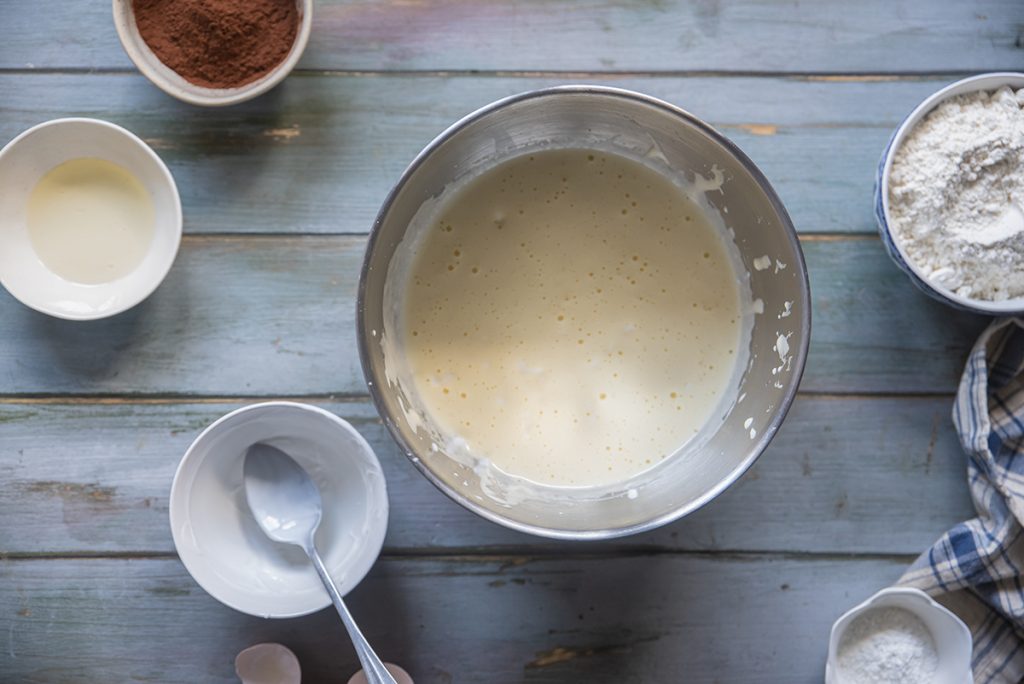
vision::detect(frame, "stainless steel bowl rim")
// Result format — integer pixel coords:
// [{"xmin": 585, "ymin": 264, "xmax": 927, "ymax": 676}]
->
[{"xmin": 357, "ymin": 85, "xmax": 812, "ymax": 540}]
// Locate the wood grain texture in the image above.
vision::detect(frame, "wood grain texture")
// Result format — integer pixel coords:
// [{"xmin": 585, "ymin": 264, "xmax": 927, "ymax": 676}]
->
[
  {"xmin": 0, "ymin": 2, "xmax": 1009, "ymax": 681},
  {"xmin": 0, "ymin": 236, "xmax": 987, "ymax": 396},
  {"xmin": 0, "ymin": 73, "xmax": 974, "ymax": 236},
  {"xmin": 0, "ymin": 555, "xmax": 906, "ymax": 683},
  {"xmin": 1, "ymin": 0, "xmax": 1021, "ymax": 73},
  {"xmin": 0, "ymin": 397, "xmax": 973, "ymax": 556},
  {"xmin": 804, "ymin": 239, "xmax": 987, "ymax": 393}
]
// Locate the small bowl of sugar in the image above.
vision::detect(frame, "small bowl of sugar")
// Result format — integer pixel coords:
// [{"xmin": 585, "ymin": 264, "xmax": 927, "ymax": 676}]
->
[
  {"xmin": 876, "ymin": 72, "xmax": 1024, "ymax": 315},
  {"xmin": 826, "ymin": 587, "xmax": 972, "ymax": 684}
]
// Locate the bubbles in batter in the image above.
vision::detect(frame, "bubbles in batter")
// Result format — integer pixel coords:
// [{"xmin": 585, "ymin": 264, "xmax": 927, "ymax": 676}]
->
[{"xmin": 398, "ymin": 149, "xmax": 743, "ymax": 487}]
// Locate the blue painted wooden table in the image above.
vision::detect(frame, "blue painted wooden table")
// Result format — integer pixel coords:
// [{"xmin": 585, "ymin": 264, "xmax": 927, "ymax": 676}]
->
[{"xmin": 1, "ymin": 2, "xmax": 1021, "ymax": 681}]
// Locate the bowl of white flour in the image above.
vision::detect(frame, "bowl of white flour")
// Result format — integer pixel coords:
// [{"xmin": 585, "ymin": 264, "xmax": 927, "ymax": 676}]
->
[{"xmin": 876, "ymin": 72, "xmax": 1024, "ymax": 314}]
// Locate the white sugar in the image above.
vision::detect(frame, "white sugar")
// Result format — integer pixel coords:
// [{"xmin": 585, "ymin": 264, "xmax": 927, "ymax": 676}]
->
[{"xmin": 836, "ymin": 607, "xmax": 939, "ymax": 684}]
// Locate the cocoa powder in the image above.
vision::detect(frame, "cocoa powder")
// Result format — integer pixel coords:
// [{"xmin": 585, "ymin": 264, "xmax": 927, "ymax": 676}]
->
[{"xmin": 133, "ymin": 0, "xmax": 299, "ymax": 89}]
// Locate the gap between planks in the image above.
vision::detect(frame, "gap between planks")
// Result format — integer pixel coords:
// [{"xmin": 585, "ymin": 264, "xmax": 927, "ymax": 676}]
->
[
  {"xmin": 0, "ymin": 394, "xmax": 372, "ymax": 405},
  {"xmin": 135, "ymin": 233, "xmax": 878, "ymax": 242},
  {"xmin": 0, "ymin": 68, "xmax": 985, "ymax": 80},
  {"xmin": 0, "ymin": 391, "xmax": 956, "ymax": 405},
  {"xmin": 0, "ymin": 549, "xmax": 920, "ymax": 563}
]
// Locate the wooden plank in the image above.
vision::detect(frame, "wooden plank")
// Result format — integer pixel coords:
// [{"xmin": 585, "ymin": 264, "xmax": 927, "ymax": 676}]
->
[
  {"xmin": 0, "ymin": 72, "xmax": 965, "ymax": 235},
  {"xmin": 0, "ymin": 555, "xmax": 907, "ymax": 682},
  {"xmin": 0, "ymin": 236, "xmax": 366, "ymax": 397},
  {"xmin": 1, "ymin": 0, "xmax": 1020, "ymax": 73},
  {"xmin": 0, "ymin": 236, "xmax": 987, "ymax": 396},
  {"xmin": 804, "ymin": 238, "xmax": 987, "ymax": 393},
  {"xmin": 0, "ymin": 396, "xmax": 973, "ymax": 555}
]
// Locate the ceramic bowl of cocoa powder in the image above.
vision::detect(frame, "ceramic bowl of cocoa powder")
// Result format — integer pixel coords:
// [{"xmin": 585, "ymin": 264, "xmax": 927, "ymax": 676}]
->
[{"xmin": 113, "ymin": 0, "xmax": 313, "ymax": 107}]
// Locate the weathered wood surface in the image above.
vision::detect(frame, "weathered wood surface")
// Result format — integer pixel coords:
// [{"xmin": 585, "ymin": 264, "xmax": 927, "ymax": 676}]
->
[
  {"xmin": 0, "ymin": 555, "xmax": 907, "ymax": 683},
  {"xmin": 0, "ymin": 236, "xmax": 987, "ymax": 396},
  {"xmin": 0, "ymin": 73, "xmax": 984, "ymax": 236},
  {"xmin": 0, "ymin": 1, "xmax": 1009, "ymax": 680},
  {"xmin": 0, "ymin": 397, "xmax": 972, "ymax": 556},
  {"xmin": 2, "ymin": 0, "xmax": 1021, "ymax": 73}
]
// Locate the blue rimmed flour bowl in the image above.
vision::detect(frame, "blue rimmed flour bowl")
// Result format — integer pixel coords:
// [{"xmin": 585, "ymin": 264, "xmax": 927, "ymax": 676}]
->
[{"xmin": 875, "ymin": 72, "xmax": 1024, "ymax": 316}]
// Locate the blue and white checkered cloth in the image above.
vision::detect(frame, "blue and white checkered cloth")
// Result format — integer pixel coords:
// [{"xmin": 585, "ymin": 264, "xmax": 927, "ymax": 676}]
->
[{"xmin": 900, "ymin": 317, "xmax": 1024, "ymax": 682}]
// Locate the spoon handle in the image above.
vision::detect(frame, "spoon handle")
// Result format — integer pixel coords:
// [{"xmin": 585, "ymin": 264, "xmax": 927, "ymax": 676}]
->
[{"xmin": 306, "ymin": 542, "xmax": 398, "ymax": 684}]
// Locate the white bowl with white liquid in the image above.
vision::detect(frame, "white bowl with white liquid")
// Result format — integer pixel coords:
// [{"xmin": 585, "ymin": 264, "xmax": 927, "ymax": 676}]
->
[
  {"xmin": 0, "ymin": 118, "xmax": 181, "ymax": 320},
  {"xmin": 169, "ymin": 402, "xmax": 390, "ymax": 618}
]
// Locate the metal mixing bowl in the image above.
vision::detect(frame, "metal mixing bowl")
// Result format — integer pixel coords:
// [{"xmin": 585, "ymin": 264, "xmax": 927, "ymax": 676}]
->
[{"xmin": 358, "ymin": 86, "xmax": 810, "ymax": 539}]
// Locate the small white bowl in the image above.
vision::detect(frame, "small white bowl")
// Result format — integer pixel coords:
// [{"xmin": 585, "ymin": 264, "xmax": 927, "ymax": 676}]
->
[
  {"xmin": 876, "ymin": 72, "xmax": 1024, "ymax": 315},
  {"xmin": 826, "ymin": 587, "xmax": 972, "ymax": 684},
  {"xmin": 0, "ymin": 118, "xmax": 181, "ymax": 320},
  {"xmin": 113, "ymin": 0, "xmax": 313, "ymax": 107},
  {"xmin": 170, "ymin": 402, "xmax": 389, "ymax": 619}
]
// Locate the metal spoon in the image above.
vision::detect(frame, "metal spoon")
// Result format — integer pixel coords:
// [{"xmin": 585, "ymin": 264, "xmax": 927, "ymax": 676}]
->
[{"xmin": 243, "ymin": 442, "xmax": 398, "ymax": 684}]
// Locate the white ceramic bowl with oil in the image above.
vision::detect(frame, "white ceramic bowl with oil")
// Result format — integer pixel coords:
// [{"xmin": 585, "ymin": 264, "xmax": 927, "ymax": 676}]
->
[
  {"xmin": 113, "ymin": 0, "xmax": 313, "ymax": 107},
  {"xmin": 169, "ymin": 402, "xmax": 390, "ymax": 618},
  {"xmin": 0, "ymin": 118, "xmax": 181, "ymax": 320}
]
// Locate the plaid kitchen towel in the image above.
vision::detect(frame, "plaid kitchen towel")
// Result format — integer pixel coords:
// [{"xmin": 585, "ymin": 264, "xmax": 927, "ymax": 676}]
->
[{"xmin": 900, "ymin": 317, "xmax": 1024, "ymax": 682}]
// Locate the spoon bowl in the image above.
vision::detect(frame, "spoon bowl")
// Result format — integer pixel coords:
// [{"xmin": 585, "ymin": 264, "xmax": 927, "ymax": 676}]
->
[{"xmin": 244, "ymin": 443, "xmax": 323, "ymax": 547}]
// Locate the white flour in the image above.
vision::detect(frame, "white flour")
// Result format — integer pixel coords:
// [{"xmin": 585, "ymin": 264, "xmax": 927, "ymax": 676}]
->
[
  {"xmin": 889, "ymin": 85, "xmax": 1024, "ymax": 301},
  {"xmin": 835, "ymin": 607, "xmax": 939, "ymax": 684}
]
